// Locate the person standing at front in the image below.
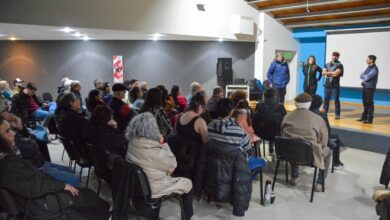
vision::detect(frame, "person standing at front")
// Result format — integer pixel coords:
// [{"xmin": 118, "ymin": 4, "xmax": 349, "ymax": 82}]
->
[
  {"xmin": 358, "ymin": 55, "xmax": 379, "ymax": 124},
  {"xmin": 303, "ymin": 55, "xmax": 322, "ymax": 96},
  {"xmin": 322, "ymin": 52, "xmax": 343, "ymax": 119},
  {"xmin": 267, "ymin": 53, "xmax": 290, "ymax": 104}
]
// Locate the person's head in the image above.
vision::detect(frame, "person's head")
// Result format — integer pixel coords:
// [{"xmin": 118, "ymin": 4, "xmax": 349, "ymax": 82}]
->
[
  {"xmin": 307, "ymin": 55, "xmax": 316, "ymax": 65},
  {"xmin": 156, "ymin": 85, "xmax": 168, "ymax": 106},
  {"xmin": 102, "ymin": 82, "xmax": 111, "ymax": 94},
  {"xmin": 24, "ymin": 82, "xmax": 37, "ymax": 96},
  {"xmin": 190, "ymin": 82, "xmax": 202, "ymax": 95},
  {"xmin": 142, "ymin": 88, "xmax": 162, "ymax": 111},
  {"xmin": 367, "ymin": 55, "xmax": 376, "ymax": 65},
  {"xmin": 90, "ymin": 105, "xmax": 113, "ymax": 125},
  {"xmin": 231, "ymin": 108, "xmax": 250, "ymax": 126},
  {"xmin": 275, "ymin": 53, "xmax": 285, "ymax": 63},
  {"xmin": 129, "ymin": 79, "xmax": 138, "ymax": 88},
  {"xmin": 332, "ymin": 52, "xmax": 340, "ymax": 62},
  {"xmin": 170, "ymin": 85, "xmax": 180, "ymax": 97},
  {"xmin": 112, "ymin": 83, "xmax": 127, "ymax": 99},
  {"xmin": 294, "ymin": 93, "xmax": 312, "ymax": 110},
  {"xmin": 216, "ymin": 98, "xmax": 235, "ymax": 118},
  {"xmin": 140, "ymin": 81, "xmax": 148, "ymax": 91},
  {"xmin": 94, "ymin": 79, "xmax": 103, "ymax": 90},
  {"xmin": 309, "ymin": 95, "xmax": 323, "ymax": 111},
  {"xmin": 70, "ymin": 81, "xmax": 81, "ymax": 92},
  {"xmin": 0, "ymin": 81, "xmax": 10, "ymax": 90},
  {"xmin": 0, "ymin": 115, "xmax": 16, "ymax": 153},
  {"xmin": 58, "ymin": 92, "xmax": 80, "ymax": 112},
  {"xmin": 13, "ymin": 78, "xmax": 24, "ymax": 88},
  {"xmin": 187, "ymin": 90, "xmax": 207, "ymax": 114},
  {"xmin": 213, "ymin": 86, "xmax": 224, "ymax": 98},
  {"xmin": 129, "ymin": 86, "xmax": 142, "ymax": 103},
  {"xmin": 263, "ymin": 88, "xmax": 276, "ymax": 100},
  {"xmin": 126, "ymin": 112, "xmax": 160, "ymax": 142},
  {"xmin": 236, "ymin": 99, "xmax": 249, "ymax": 109},
  {"xmin": 229, "ymin": 90, "xmax": 247, "ymax": 107}
]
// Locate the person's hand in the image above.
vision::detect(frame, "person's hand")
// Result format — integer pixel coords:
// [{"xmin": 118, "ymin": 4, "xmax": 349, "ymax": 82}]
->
[
  {"xmin": 167, "ymin": 167, "xmax": 175, "ymax": 175},
  {"xmin": 107, "ymin": 119, "xmax": 117, "ymax": 128},
  {"xmin": 64, "ymin": 184, "xmax": 79, "ymax": 197},
  {"xmin": 159, "ymin": 134, "xmax": 164, "ymax": 144},
  {"xmin": 42, "ymin": 103, "xmax": 48, "ymax": 108}
]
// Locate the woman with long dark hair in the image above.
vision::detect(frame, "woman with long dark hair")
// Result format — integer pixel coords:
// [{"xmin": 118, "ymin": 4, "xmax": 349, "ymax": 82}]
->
[
  {"xmin": 169, "ymin": 85, "xmax": 187, "ymax": 112},
  {"xmin": 86, "ymin": 89, "xmax": 106, "ymax": 113},
  {"xmin": 303, "ymin": 55, "xmax": 323, "ymax": 95}
]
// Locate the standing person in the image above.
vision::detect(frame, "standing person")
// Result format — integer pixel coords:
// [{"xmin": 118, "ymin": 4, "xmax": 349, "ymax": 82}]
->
[
  {"xmin": 303, "ymin": 55, "xmax": 323, "ymax": 96},
  {"xmin": 359, "ymin": 55, "xmax": 379, "ymax": 124},
  {"xmin": 322, "ymin": 52, "xmax": 343, "ymax": 119},
  {"xmin": 266, "ymin": 53, "xmax": 290, "ymax": 104}
]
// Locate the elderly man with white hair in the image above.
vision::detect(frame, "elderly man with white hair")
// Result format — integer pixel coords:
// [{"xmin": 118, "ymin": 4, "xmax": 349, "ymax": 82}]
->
[{"xmin": 281, "ymin": 92, "xmax": 330, "ymax": 191}]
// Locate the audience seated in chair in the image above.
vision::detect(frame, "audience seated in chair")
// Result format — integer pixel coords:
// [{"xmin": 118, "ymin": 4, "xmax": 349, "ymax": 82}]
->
[
  {"xmin": 12, "ymin": 78, "xmax": 24, "ymax": 95},
  {"xmin": 373, "ymin": 190, "xmax": 390, "ymax": 220},
  {"xmin": 281, "ymin": 93, "xmax": 330, "ymax": 190},
  {"xmin": 206, "ymin": 86, "xmax": 224, "ymax": 120},
  {"xmin": 129, "ymin": 86, "xmax": 144, "ymax": 110},
  {"xmin": 187, "ymin": 82, "xmax": 202, "ymax": 105},
  {"xmin": 253, "ymin": 88, "xmax": 287, "ymax": 155},
  {"xmin": 169, "ymin": 85, "xmax": 187, "ymax": 113},
  {"xmin": 70, "ymin": 80, "xmax": 87, "ymax": 114},
  {"xmin": 102, "ymin": 82, "xmax": 113, "ymax": 104},
  {"xmin": 108, "ymin": 83, "xmax": 137, "ymax": 135},
  {"xmin": 0, "ymin": 115, "xmax": 110, "ymax": 220},
  {"xmin": 125, "ymin": 112, "xmax": 193, "ymax": 219},
  {"xmin": 86, "ymin": 89, "xmax": 106, "ymax": 113}
]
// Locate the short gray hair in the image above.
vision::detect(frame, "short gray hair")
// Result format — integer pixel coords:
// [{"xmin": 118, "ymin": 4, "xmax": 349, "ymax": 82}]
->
[
  {"xmin": 126, "ymin": 112, "xmax": 160, "ymax": 142},
  {"xmin": 190, "ymin": 82, "xmax": 202, "ymax": 95}
]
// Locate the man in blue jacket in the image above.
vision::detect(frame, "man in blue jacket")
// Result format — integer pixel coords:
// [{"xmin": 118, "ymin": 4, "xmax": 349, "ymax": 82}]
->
[
  {"xmin": 358, "ymin": 55, "xmax": 379, "ymax": 124},
  {"xmin": 267, "ymin": 53, "xmax": 290, "ymax": 104}
]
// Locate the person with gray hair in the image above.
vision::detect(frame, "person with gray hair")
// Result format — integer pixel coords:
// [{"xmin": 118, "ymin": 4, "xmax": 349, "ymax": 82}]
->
[
  {"xmin": 126, "ymin": 112, "xmax": 194, "ymax": 219},
  {"xmin": 187, "ymin": 82, "xmax": 202, "ymax": 104}
]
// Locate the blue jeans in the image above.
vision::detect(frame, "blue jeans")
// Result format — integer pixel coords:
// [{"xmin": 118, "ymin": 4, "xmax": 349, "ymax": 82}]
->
[
  {"xmin": 32, "ymin": 108, "xmax": 50, "ymax": 121},
  {"xmin": 39, "ymin": 162, "xmax": 80, "ymax": 187},
  {"xmin": 323, "ymin": 87, "xmax": 341, "ymax": 116}
]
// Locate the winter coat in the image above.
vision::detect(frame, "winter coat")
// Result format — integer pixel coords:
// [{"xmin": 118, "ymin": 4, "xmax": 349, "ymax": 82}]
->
[
  {"xmin": 253, "ymin": 99, "xmax": 286, "ymax": 140},
  {"xmin": 197, "ymin": 139, "xmax": 252, "ymax": 217},
  {"xmin": 281, "ymin": 108, "xmax": 329, "ymax": 169},
  {"xmin": 380, "ymin": 148, "xmax": 390, "ymax": 187},
  {"xmin": 266, "ymin": 61, "xmax": 290, "ymax": 88},
  {"xmin": 126, "ymin": 137, "xmax": 192, "ymax": 198},
  {"xmin": 11, "ymin": 91, "xmax": 43, "ymax": 124},
  {"xmin": 108, "ymin": 97, "xmax": 137, "ymax": 135}
]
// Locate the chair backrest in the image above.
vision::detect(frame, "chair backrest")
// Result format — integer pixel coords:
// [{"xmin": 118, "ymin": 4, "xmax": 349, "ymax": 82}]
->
[
  {"xmin": 41, "ymin": 92, "xmax": 53, "ymax": 103},
  {"xmin": 86, "ymin": 143, "xmax": 110, "ymax": 178},
  {"xmin": 57, "ymin": 134, "xmax": 80, "ymax": 161},
  {"xmin": 0, "ymin": 188, "xmax": 22, "ymax": 219},
  {"xmin": 274, "ymin": 136, "xmax": 314, "ymax": 165},
  {"xmin": 253, "ymin": 114, "xmax": 281, "ymax": 141}
]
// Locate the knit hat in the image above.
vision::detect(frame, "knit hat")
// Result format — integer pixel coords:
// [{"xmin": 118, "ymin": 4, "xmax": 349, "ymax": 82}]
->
[
  {"xmin": 26, "ymin": 82, "xmax": 37, "ymax": 91},
  {"xmin": 294, "ymin": 93, "xmax": 312, "ymax": 109},
  {"xmin": 112, "ymin": 83, "xmax": 127, "ymax": 92}
]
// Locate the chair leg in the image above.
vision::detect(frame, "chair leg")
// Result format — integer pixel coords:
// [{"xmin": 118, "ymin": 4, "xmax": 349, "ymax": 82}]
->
[
  {"xmin": 254, "ymin": 141, "xmax": 259, "ymax": 157},
  {"xmin": 310, "ymin": 168, "xmax": 318, "ymax": 203},
  {"xmin": 321, "ymin": 170, "xmax": 325, "ymax": 192},
  {"xmin": 331, "ymin": 150, "xmax": 335, "ymax": 173},
  {"xmin": 272, "ymin": 159, "xmax": 280, "ymax": 191},
  {"xmin": 85, "ymin": 167, "xmax": 91, "ymax": 189},
  {"xmin": 263, "ymin": 140, "xmax": 266, "ymax": 158},
  {"xmin": 97, "ymin": 178, "xmax": 102, "ymax": 195},
  {"xmin": 285, "ymin": 161, "xmax": 289, "ymax": 183},
  {"xmin": 79, "ymin": 167, "xmax": 83, "ymax": 182},
  {"xmin": 61, "ymin": 148, "xmax": 65, "ymax": 161},
  {"xmin": 178, "ymin": 196, "xmax": 186, "ymax": 220},
  {"xmin": 260, "ymin": 170, "xmax": 264, "ymax": 205}
]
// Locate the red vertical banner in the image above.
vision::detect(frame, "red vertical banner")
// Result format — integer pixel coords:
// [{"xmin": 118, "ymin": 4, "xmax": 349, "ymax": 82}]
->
[{"xmin": 113, "ymin": 55, "xmax": 123, "ymax": 83}]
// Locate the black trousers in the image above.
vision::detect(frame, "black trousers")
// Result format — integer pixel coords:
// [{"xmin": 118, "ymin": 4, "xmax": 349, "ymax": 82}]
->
[
  {"xmin": 303, "ymin": 83, "xmax": 317, "ymax": 96},
  {"xmin": 275, "ymin": 88, "xmax": 286, "ymax": 104},
  {"xmin": 362, "ymin": 88, "xmax": 375, "ymax": 120}
]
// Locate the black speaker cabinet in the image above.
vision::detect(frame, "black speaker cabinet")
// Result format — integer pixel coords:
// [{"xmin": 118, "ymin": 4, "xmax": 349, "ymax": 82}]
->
[{"xmin": 217, "ymin": 58, "xmax": 233, "ymax": 90}]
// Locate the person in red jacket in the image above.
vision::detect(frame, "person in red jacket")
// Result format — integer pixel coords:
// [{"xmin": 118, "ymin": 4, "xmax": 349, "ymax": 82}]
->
[{"xmin": 169, "ymin": 85, "xmax": 187, "ymax": 113}]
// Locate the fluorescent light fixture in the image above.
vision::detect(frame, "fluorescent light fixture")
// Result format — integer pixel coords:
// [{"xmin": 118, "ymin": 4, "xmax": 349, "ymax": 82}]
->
[
  {"xmin": 73, "ymin": 32, "xmax": 82, "ymax": 37},
  {"xmin": 61, "ymin": 27, "xmax": 74, "ymax": 33},
  {"xmin": 218, "ymin": 38, "xmax": 224, "ymax": 42},
  {"xmin": 151, "ymin": 33, "xmax": 163, "ymax": 38},
  {"xmin": 82, "ymin": 35, "xmax": 90, "ymax": 41}
]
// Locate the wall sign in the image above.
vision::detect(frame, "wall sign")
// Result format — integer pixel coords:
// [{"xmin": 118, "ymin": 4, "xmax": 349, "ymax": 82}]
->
[{"xmin": 113, "ymin": 55, "xmax": 123, "ymax": 83}]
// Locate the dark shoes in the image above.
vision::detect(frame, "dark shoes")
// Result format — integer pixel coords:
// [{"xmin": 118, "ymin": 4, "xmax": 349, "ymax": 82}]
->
[
  {"xmin": 335, "ymin": 115, "xmax": 340, "ymax": 120},
  {"xmin": 363, "ymin": 119, "xmax": 373, "ymax": 124},
  {"xmin": 356, "ymin": 118, "xmax": 365, "ymax": 122}
]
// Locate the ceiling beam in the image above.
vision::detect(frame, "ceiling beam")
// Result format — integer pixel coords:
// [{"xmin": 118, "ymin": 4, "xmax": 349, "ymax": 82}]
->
[
  {"xmin": 285, "ymin": 15, "xmax": 390, "ymax": 28},
  {"xmin": 247, "ymin": 0, "xmax": 272, "ymax": 4},
  {"xmin": 257, "ymin": 0, "xmax": 363, "ymax": 12},
  {"xmin": 275, "ymin": 4, "xmax": 390, "ymax": 20}
]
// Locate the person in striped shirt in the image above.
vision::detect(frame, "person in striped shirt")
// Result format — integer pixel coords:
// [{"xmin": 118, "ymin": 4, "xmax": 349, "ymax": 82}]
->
[{"xmin": 207, "ymin": 98, "xmax": 251, "ymax": 154}]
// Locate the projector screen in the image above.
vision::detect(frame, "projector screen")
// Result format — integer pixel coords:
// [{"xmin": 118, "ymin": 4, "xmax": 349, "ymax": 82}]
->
[{"xmin": 326, "ymin": 30, "xmax": 390, "ymax": 89}]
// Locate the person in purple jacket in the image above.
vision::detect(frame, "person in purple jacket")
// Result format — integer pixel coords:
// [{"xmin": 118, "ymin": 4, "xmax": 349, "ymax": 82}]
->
[
  {"xmin": 358, "ymin": 55, "xmax": 379, "ymax": 124},
  {"xmin": 266, "ymin": 53, "xmax": 290, "ymax": 104}
]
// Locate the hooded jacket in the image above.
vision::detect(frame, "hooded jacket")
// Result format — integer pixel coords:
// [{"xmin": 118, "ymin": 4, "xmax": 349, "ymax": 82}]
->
[{"xmin": 267, "ymin": 61, "xmax": 290, "ymax": 88}]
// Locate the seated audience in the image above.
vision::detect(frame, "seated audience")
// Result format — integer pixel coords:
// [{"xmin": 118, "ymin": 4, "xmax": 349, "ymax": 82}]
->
[
  {"xmin": 102, "ymin": 82, "xmax": 113, "ymax": 104},
  {"xmin": 126, "ymin": 112, "xmax": 193, "ymax": 219},
  {"xmin": 58, "ymin": 77, "xmax": 72, "ymax": 94},
  {"xmin": 187, "ymin": 82, "xmax": 202, "ymax": 104},
  {"xmin": 70, "ymin": 80, "xmax": 86, "ymax": 113},
  {"xmin": 281, "ymin": 93, "xmax": 330, "ymax": 190},
  {"xmin": 140, "ymin": 88, "xmax": 172, "ymax": 140},
  {"xmin": 229, "ymin": 90, "xmax": 247, "ymax": 107},
  {"xmin": 157, "ymin": 85, "xmax": 178, "ymax": 126},
  {"xmin": 12, "ymin": 78, "xmax": 24, "ymax": 94},
  {"xmin": 0, "ymin": 94, "xmax": 9, "ymax": 113},
  {"xmin": 0, "ymin": 80, "xmax": 13, "ymax": 102},
  {"xmin": 128, "ymin": 79, "xmax": 138, "ymax": 91},
  {"xmin": 86, "ymin": 89, "xmax": 106, "ymax": 113},
  {"xmin": 11, "ymin": 82, "xmax": 49, "ymax": 123},
  {"xmin": 140, "ymin": 81, "xmax": 149, "ymax": 99},
  {"xmin": 232, "ymin": 108, "xmax": 258, "ymax": 144},
  {"xmin": 373, "ymin": 190, "xmax": 390, "ymax": 220},
  {"xmin": 169, "ymin": 85, "xmax": 187, "ymax": 113},
  {"xmin": 93, "ymin": 78, "xmax": 104, "ymax": 91},
  {"xmin": 0, "ymin": 115, "xmax": 110, "ymax": 219},
  {"xmin": 253, "ymin": 88, "xmax": 286, "ymax": 154},
  {"xmin": 206, "ymin": 86, "xmax": 224, "ymax": 119},
  {"xmin": 176, "ymin": 91, "xmax": 208, "ymax": 145},
  {"xmin": 1, "ymin": 111, "xmax": 79, "ymax": 187},
  {"xmin": 56, "ymin": 93, "xmax": 89, "ymax": 160},
  {"xmin": 129, "ymin": 86, "xmax": 144, "ymax": 110},
  {"xmin": 108, "ymin": 83, "xmax": 137, "ymax": 135},
  {"xmin": 310, "ymin": 94, "xmax": 344, "ymax": 169}
]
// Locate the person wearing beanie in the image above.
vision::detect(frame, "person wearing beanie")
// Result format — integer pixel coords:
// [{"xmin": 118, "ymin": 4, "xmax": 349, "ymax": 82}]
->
[
  {"xmin": 108, "ymin": 83, "xmax": 137, "ymax": 134},
  {"xmin": 322, "ymin": 51, "xmax": 343, "ymax": 119},
  {"xmin": 281, "ymin": 93, "xmax": 330, "ymax": 191}
]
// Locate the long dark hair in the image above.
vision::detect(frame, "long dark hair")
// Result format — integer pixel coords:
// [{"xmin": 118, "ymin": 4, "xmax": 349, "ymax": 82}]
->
[
  {"xmin": 170, "ymin": 85, "xmax": 179, "ymax": 104},
  {"xmin": 87, "ymin": 89, "xmax": 100, "ymax": 111},
  {"xmin": 156, "ymin": 85, "xmax": 168, "ymax": 107},
  {"xmin": 141, "ymin": 88, "xmax": 162, "ymax": 112},
  {"xmin": 90, "ymin": 105, "xmax": 113, "ymax": 125},
  {"xmin": 187, "ymin": 91, "xmax": 206, "ymax": 113},
  {"xmin": 306, "ymin": 55, "xmax": 317, "ymax": 71},
  {"xmin": 129, "ymin": 87, "xmax": 141, "ymax": 103}
]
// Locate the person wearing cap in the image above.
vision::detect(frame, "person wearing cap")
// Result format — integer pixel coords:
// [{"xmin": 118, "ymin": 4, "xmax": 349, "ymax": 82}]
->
[
  {"xmin": 11, "ymin": 82, "xmax": 49, "ymax": 123},
  {"xmin": 322, "ymin": 51, "xmax": 344, "ymax": 119},
  {"xmin": 266, "ymin": 53, "xmax": 290, "ymax": 104},
  {"xmin": 12, "ymin": 78, "xmax": 24, "ymax": 94},
  {"xmin": 108, "ymin": 83, "xmax": 137, "ymax": 134},
  {"xmin": 281, "ymin": 93, "xmax": 330, "ymax": 190},
  {"xmin": 102, "ymin": 82, "xmax": 113, "ymax": 104}
]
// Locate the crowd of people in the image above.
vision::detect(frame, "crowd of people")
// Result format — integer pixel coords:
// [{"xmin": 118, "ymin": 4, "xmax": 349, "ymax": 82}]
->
[{"xmin": 2, "ymin": 52, "xmax": 377, "ymax": 218}]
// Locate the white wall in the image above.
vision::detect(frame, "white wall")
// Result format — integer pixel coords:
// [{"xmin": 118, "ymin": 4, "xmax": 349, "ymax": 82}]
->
[
  {"xmin": 0, "ymin": 0, "xmax": 259, "ymax": 41},
  {"xmin": 254, "ymin": 12, "xmax": 299, "ymax": 101}
]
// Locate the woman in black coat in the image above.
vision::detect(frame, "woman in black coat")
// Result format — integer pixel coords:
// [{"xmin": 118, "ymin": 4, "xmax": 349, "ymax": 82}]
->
[{"xmin": 303, "ymin": 55, "xmax": 323, "ymax": 96}]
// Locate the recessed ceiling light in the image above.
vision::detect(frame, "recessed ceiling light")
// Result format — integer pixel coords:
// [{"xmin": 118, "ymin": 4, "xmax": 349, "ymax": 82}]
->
[
  {"xmin": 82, "ymin": 36, "xmax": 90, "ymax": 41},
  {"xmin": 9, "ymin": 37, "xmax": 17, "ymax": 41},
  {"xmin": 73, "ymin": 32, "xmax": 82, "ymax": 37},
  {"xmin": 61, "ymin": 27, "xmax": 74, "ymax": 33},
  {"xmin": 218, "ymin": 38, "xmax": 224, "ymax": 42},
  {"xmin": 151, "ymin": 33, "xmax": 164, "ymax": 38}
]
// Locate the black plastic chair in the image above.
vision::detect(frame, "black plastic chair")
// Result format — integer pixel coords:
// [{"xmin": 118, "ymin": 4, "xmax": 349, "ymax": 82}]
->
[
  {"xmin": 253, "ymin": 117, "xmax": 281, "ymax": 157},
  {"xmin": 58, "ymin": 135, "xmax": 92, "ymax": 189},
  {"xmin": 272, "ymin": 136, "xmax": 325, "ymax": 203},
  {"xmin": 85, "ymin": 143, "xmax": 111, "ymax": 195},
  {"xmin": 0, "ymin": 188, "xmax": 68, "ymax": 220},
  {"xmin": 129, "ymin": 162, "xmax": 187, "ymax": 220}
]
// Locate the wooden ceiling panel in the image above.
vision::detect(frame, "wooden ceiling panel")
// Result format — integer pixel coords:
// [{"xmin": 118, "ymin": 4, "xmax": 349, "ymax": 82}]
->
[{"xmin": 254, "ymin": 0, "xmax": 304, "ymax": 8}]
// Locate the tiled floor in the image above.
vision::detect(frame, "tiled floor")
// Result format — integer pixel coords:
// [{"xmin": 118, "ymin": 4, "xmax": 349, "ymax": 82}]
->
[{"xmin": 48, "ymin": 139, "xmax": 385, "ymax": 220}]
